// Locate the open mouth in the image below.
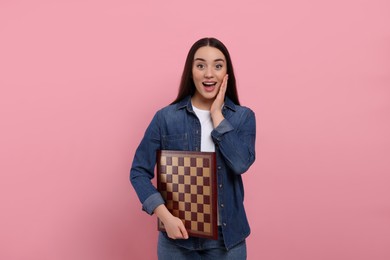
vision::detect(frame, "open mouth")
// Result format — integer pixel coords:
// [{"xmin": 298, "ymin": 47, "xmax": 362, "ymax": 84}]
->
[{"xmin": 202, "ymin": 82, "xmax": 217, "ymax": 87}]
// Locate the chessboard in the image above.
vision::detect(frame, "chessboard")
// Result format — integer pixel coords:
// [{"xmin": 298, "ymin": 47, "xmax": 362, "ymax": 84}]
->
[{"xmin": 156, "ymin": 150, "xmax": 217, "ymax": 240}]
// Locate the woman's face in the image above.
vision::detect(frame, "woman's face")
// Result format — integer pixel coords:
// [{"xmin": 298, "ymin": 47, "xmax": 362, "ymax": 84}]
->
[{"xmin": 192, "ymin": 46, "xmax": 227, "ymax": 106}]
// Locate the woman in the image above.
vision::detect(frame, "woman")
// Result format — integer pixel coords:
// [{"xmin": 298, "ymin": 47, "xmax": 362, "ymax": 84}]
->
[{"xmin": 130, "ymin": 37, "xmax": 256, "ymax": 259}]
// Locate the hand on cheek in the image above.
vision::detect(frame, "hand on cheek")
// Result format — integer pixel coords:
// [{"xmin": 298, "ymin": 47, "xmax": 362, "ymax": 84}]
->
[{"xmin": 210, "ymin": 74, "xmax": 228, "ymax": 128}]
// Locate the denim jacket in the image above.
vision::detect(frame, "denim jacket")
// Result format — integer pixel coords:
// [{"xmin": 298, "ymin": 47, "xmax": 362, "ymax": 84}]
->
[{"xmin": 130, "ymin": 95, "xmax": 256, "ymax": 250}]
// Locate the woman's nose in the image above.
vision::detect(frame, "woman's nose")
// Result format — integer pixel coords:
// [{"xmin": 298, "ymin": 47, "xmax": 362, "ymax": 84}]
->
[{"xmin": 204, "ymin": 67, "xmax": 213, "ymax": 78}]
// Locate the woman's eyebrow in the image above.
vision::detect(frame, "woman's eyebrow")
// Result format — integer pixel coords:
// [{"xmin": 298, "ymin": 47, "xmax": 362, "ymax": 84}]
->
[{"xmin": 194, "ymin": 58, "xmax": 225, "ymax": 62}]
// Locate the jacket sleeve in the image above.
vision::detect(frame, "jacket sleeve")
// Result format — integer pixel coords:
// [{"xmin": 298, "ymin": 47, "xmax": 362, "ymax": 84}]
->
[
  {"xmin": 130, "ymin": 112, "xmax": 165, "ymax": 215},
  {"xmin": 211, "ymin": 108, "xmax": 256, "ymax": 175}
]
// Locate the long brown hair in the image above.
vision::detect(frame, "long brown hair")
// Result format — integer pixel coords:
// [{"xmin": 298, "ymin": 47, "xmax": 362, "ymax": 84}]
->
[{"xmin": 171, "ymin": 37, "xmax": 240, "ymax": 105}]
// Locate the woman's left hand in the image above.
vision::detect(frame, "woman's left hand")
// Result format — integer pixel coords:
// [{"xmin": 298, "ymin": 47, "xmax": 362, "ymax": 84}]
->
[{"xmin": 210, "ymin": 74, "xmax": 228, "ymax": 128}]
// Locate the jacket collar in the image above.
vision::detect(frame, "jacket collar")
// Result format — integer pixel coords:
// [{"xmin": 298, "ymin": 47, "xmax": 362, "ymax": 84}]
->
[{"xmin": 176, "ymin": 95, "xmax": 237, "ymax": 112}]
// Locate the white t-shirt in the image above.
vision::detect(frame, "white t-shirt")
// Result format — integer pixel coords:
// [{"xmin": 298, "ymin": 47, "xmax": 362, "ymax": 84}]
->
[{"xmin": 192, "ymin": 105, "xmax": 215, "ymax": 152}]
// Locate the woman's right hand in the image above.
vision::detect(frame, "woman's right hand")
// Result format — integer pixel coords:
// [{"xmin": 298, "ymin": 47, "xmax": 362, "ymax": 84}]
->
[
  {"xmin": 162, "ymin": 215, "xmax": 189, "ymax": 239},
  {"xmin": 154, "ymin": 204, "xmax": 189, "ymax": 239}
]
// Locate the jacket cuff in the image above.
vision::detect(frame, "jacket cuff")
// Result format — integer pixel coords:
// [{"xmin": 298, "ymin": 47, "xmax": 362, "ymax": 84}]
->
[
  {"xmin": 142, "ymin": 192, "xmax": 165, "ymax": 215},
  {"xmin": 212, "ymin": 119, "xmax": 234, "ymax": 140}
]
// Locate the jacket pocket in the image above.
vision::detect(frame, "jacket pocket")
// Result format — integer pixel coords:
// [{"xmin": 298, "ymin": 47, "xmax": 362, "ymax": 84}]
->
[{"xmin": 161, "ymin": 133, "xmax": 188, "ymax": 150}]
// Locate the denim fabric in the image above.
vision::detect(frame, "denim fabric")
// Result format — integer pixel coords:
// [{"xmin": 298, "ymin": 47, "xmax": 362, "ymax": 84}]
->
[
  {"xmin": 157, "ymin": 227, "xmax": 247, "ymax": 260},
  {"xmin": 130, "ymin": 96, "xmax": 256, "ymax": 250}
]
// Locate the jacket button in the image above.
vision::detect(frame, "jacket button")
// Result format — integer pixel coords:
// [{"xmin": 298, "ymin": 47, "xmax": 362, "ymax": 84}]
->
[
  {"xmin": 219, "ymin": 184, "xmax": 223, "ymax": 188},
  {"xmin": 223, "ymin": 223, "xmax": 227, "ymax": 227},
  {"xmin": 220, "ymin": 204, "xmax": 224, "ymax": 208},
  {"xmin": 217, "ymin": 166, "xmax": 221, "ymax": 170}
]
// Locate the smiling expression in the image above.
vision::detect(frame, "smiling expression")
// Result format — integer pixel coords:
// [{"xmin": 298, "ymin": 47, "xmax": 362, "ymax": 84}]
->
[{"xmin": 191, "ymin": 46, "xmax": 227, "ymax": 108}]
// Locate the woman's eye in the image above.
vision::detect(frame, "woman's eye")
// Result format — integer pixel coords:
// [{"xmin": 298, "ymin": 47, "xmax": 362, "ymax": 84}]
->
[
  {"xmin": 196, "ymin": 64, "xmax": 205, "ymax": 69},
  {"xmin": 216, "ymin": 64, "xmax": 223, "ymax": 69}
]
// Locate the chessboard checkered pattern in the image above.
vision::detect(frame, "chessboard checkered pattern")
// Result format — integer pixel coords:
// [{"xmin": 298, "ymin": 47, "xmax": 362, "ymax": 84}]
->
[{"xmin": 157, "ymin": 150, "xmax": 217, "ymax": 240}]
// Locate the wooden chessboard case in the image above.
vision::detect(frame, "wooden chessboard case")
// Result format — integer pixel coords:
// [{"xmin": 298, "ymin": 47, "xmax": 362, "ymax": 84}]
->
[{"xmin": 156, "ymin": 150, "xmax": 218, "ymax": 240}]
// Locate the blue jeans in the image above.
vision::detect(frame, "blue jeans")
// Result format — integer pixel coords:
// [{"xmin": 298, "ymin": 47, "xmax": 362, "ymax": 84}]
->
[{"xmin": 157, "ymin": 227, "xmax": 247, "ymax": 260}]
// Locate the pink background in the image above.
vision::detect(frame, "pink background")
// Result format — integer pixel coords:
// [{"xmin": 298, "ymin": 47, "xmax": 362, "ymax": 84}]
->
[{"xmin": 1, "ymin": 0, "xmax": 389, "ymax": 259}]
